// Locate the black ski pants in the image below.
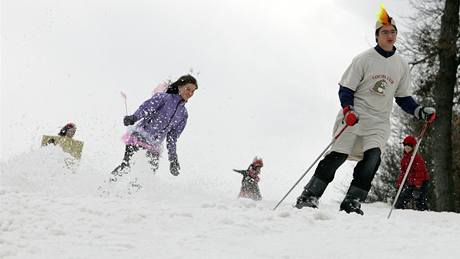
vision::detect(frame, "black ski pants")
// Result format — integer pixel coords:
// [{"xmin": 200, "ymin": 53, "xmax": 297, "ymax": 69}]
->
[
  {"xmin": 395, "ymin": 181, "xmax": 429, "ymax": 211},
  {"xmin": 307, "ymin": 148, "xmax": 381, "ymax": 200},
  {"xmin": 121, "ymin": 145, "xmax": 159, "ymax": 171}
]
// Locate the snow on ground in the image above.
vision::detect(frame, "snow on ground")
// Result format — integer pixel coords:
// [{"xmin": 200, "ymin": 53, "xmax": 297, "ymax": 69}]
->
[
  {"xmin": 2, "ymin": 1, "xmax": 458, "ymax": 258},
  {"xmin": 1, "ymin": 147, "xmax": 460, "ymax": 259}
]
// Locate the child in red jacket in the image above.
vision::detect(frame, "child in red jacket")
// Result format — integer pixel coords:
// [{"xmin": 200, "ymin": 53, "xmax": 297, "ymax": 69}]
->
[{"xmin": 395, "ymin": 135, "xmax": 430, "ymax": 211}]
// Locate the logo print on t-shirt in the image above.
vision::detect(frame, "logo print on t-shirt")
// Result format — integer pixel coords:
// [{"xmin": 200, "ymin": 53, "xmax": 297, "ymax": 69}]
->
[{"xmin": 370, "ymin": 79, "xmax": 388, "ymax": 96}]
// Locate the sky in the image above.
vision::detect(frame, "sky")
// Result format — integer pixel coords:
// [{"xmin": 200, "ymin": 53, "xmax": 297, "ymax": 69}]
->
[
  {"xmin": 1, "ymin": 0, "xmax": 414, "ymax": 160},
  {"xmin": 6, "ymin": 2, "xmax": 459, "ymax": 258},
  {"xmin": 1, "ymin": 0, "xmax": 415, "ymax": 181}
]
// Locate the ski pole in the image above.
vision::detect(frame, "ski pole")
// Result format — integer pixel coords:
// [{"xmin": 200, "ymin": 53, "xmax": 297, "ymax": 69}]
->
[
  {"xmin": 273, "ymin": 124, "xmax": 349, "ymax": 210},
  {"xmin": 120, "ymin": 91, "xmax": 128, "ymax": 115},
  {"xmin": 387, "ymin": 114, "xmax": 436, "ymax": 219}
]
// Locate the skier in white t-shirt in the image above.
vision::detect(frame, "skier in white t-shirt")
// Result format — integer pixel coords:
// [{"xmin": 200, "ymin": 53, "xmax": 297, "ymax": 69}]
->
[{"xmin": 295, "ymin": 5, "xmax": 436, "ymax": 215}]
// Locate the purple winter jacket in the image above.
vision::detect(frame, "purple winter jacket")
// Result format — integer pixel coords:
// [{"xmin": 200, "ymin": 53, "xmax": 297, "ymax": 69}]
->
[{"xmin": 131, "ymin": 92, "xmax": 188, "ymax": 161}]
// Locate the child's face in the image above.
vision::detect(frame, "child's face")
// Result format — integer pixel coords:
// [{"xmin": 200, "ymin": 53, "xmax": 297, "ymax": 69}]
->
[
  {"xmin": 66, "ymin": 127, "xmax": 76, "ymax": 138},
  {"xmin": 179, "ymin": 83, "xmax": 197, "ymax": 101},
  {"xmin": 403, "ymin": 144, "xmax": 413, "ymax": 153}
]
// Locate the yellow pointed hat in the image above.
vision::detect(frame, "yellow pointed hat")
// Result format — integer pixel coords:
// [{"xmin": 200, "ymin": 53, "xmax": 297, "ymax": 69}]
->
[{"xmin": 375, "ymin": 4, "xmax": 396, "ymax": 30}]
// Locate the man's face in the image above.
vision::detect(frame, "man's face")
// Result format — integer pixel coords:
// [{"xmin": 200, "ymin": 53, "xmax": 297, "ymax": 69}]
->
[{"xmin": 377, "ymin": 25, "xmax": 397, "ymax": 50}]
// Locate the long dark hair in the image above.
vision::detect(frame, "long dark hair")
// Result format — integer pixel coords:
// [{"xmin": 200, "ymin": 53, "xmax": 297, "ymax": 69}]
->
[{"xmin": 166, "ymin": 74, "xmax": 198, "ymax": 94}]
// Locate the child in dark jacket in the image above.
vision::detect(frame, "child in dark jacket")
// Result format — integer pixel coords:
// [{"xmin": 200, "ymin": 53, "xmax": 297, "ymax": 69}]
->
[
  {"xmin": 233, "ymin": 157, "xmax": 263, "ymax": 201},
  {"xmin": 395, "ymin": 135, "xmax": 430, "ymax": 211}
]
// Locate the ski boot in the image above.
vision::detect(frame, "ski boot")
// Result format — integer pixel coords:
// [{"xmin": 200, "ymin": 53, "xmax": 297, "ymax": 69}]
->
[
  {"xmin": 110, "ymin": 162, "xmax": 130, "ymax": 182},
  {"xmin": 295, "ymin": 176, "xmax": 329, "ymax": 209},
  {"xmin": 295, "ymin": 191, "xmax": 319, "ymax": 209},
  {"xmin": 340, "ymin": 197, "xmax": 364, "ymax": 215}
]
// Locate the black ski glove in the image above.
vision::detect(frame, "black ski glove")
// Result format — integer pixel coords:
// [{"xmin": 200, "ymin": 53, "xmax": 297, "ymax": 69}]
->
[
  {"xmin": 169, "ymin": 158, "xmax": 180, "ymax": 176},
  {"xmin": 415, "ymin": 106, "xmax": 436, "ymax": 121},
  {"xmin": 123, "ymin": 115, "xmax": 137, "ymax": 126}
]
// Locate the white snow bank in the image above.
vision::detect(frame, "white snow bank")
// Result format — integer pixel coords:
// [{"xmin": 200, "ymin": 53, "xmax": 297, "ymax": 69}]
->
[{"xmin": 1, "ymin": 150, "xmax": 460, "ymax": 259}]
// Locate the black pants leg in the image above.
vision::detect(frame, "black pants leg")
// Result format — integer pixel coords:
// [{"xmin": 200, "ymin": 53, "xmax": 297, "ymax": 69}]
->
[
  {"xmin": 415, "ymin": 181, "xmax": 429, "ymax": 211},
  {"xmin": 111, "ymin": 145, "xmax": 140, "ymax": 176},
  {"xmin": 146, "ymin": 151, "xmax": 160, "ymax": 173},
  {"xmin": 303, "ymin": 151, "xmax": 348, "ymax": 197},
  {"xmin": 395, "ymin": 186, "xmax": 413, "ymax": 209},
  {"xmin": 122, "ymin": 145, "xmax": 140, "ymax": 166},
  {"xmin": 345, "ymin": 148, "xmax": 381, "ymax": 201}
]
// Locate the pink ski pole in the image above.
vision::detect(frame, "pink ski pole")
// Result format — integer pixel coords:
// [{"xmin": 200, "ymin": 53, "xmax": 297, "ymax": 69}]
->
[{"xmin": 120, "ymin": 91, "xmax": 128, "ymax": 115}]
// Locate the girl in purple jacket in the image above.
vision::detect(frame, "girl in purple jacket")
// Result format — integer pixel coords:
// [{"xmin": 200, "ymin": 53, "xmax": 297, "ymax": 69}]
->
[{"xmin": 111, "ymin": 75, "xmax": 198, "ymax": 178}]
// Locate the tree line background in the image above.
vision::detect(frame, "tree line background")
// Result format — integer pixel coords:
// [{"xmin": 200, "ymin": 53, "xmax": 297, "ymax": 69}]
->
[{"xmin": 369, "ymin": 0, "xmax": 460, "ymax": 212}]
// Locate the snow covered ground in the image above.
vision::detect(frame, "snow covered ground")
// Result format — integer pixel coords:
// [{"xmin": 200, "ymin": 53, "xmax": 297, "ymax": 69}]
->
[
  {"xmin": 2, "ymin": 1, "xmax": 460, "ymax": 258},
  {"xmin": 1, "ymin": 147, "xmax": 460, "ymax": 259}
]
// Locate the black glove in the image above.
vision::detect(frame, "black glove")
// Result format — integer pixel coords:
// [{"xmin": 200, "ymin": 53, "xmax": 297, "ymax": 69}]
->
[
  {"xmin": 123, "ymin": 115, "xmax": 137, "ymax": 126},
  {"xmin": 169, "ymin": 158, "xmax": 180, "ymax": 176},
  {"xmin": 412, "ymin": 188, "xmax": 422, "ymax": 199},
  {"xmin": 415, "ymin": 106, "xmax": 436, "ymax": 121}
]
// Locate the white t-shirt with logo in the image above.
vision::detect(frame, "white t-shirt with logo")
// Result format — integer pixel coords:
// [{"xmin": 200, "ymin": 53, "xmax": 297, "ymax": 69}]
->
[{"xmin": 331, "ymin": 47, "xmax": 412, "ymax": 158}]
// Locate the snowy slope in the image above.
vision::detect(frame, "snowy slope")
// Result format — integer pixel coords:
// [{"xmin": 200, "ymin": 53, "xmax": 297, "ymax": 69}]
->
[
  {"xmin": 2, "ymin": 1, "xmax": 459, "ymax": 258},
  {"xmin": 1, "ymin": 147, "xmax": 460, "ymax": 259}
]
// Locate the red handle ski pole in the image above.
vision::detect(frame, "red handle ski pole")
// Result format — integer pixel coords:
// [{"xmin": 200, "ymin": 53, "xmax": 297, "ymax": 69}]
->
[
  {"xmin": 387, "ymin": 113, "xmax": 436, "ymax": 219},
  {"xmin": 273, "ymin": 124, "xmax": 349, "ymax": 210}
]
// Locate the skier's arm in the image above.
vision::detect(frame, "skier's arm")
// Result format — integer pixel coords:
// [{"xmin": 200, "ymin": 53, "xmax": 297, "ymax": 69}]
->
[
  {"xmin": 393, "ymin": 61, "xmax": 421, "ymax": 116},
  {"xmin": 338, "ymin": 85, "xmax": 355, "ymax": 108},
  {"xmin": 395, "ymin": 96, "xmax": 436, "ymax": 120},
  {"xmin": 395, "ymin": 96, "xmax": 419, "ymax": 115},
  {"xmin": 339, "ymin": 55, "xmax": 364, "ymax": 93},
  {"xmin": 166, "ymin": 117, "xmax": 187, "ymax": 162},
  {"xmin": 339, "ymin": 85, "xmax": 359, "ymax": 126},
  {"xmin": 393, "ymin": 62, "xmax": 436, "ymax": 120},
  {"xmin": 337, "ymin": 55, "xmax": 365, "ymax": 127},
  {"xmin": 133, "ymin": 93, "xmax": 167, "ymax": 121},
  {"xmin": 233, "ymin": 169, "xmax": 248, "ymax": 176}
]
